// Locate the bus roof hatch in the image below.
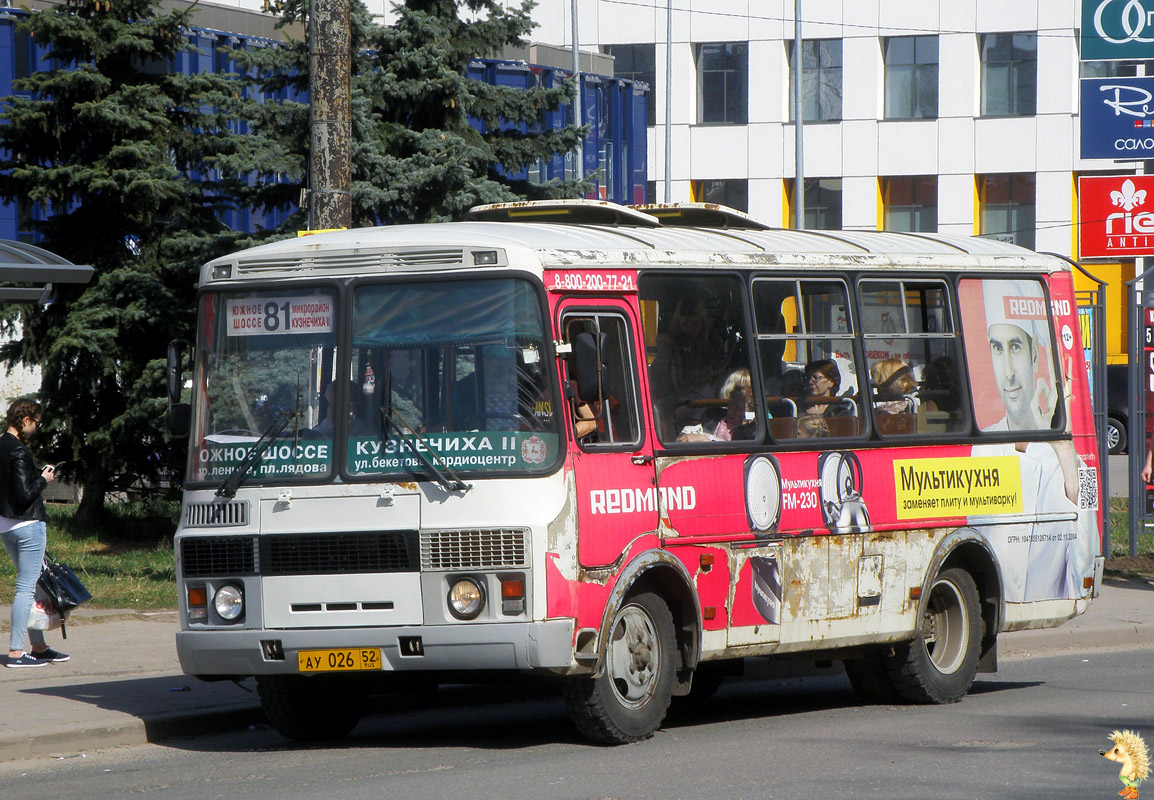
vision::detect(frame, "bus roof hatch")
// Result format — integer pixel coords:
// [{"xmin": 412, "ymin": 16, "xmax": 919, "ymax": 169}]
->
[
  {"xmin": 630, "ymin": 202, "xmax": 772, "ymax": 230},
  {"xmin": 465, "ymin": 199, "xmax": 661, "ymax": 227}
]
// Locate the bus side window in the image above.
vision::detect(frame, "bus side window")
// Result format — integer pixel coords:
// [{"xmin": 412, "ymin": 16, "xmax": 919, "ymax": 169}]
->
[
  {"xmin": 562, "ymin": 313, "xmax": 642, "ymax": 448},
  {"xmin": 640, "ymin": 274, "xmax": 754, "ymax": 444},
  {"xmin": 859, "ymin": 279, "xmax": 967, "ymax": 437},
  {"xmin": 753, "ymin": 277, "xmax": 863, "ymax": 440}
]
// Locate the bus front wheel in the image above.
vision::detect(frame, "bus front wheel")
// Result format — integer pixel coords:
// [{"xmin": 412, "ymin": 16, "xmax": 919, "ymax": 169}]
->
[
  {"xmin": 562, "ymin": 591, "xmax": 677, "ymax": 745},
  {"xmin": 257, "ymin": 675, "xmax": 367, "ymax": 741},
  {"xmin": 886, "ymin": 567, "xmax": 981, "ymax": 704}
]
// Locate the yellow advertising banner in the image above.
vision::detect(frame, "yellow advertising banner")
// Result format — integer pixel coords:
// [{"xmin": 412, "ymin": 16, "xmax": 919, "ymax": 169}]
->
[{"xmin": 893, "ymin": 456, "xmax": 1023, "ymax": 520}]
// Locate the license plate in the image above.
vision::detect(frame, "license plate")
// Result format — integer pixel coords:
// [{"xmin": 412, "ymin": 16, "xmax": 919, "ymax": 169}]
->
[{"xmin": 297, "ymin": 647, "xmax": 382, "ymax": 672}]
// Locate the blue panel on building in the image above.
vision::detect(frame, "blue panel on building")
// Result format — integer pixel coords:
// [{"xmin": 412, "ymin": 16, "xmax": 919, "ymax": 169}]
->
[{"xmin": 1081, "ymin": 76, "xmax": 1154, "ymax": 160}]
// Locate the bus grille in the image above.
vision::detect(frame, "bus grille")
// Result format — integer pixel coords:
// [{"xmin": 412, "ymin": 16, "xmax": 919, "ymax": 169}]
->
[
  {"xmin": 420, "ymin": 529, "xmax": 528, "ymax": 571},
  {"xmin": 260, "ymin": 531, "xmax": 419, "ymax": 576},
  {"xmin": 184, "ymin": 501, "xmax": 249, "ymax": 527},
  {"xmin": 181, "ymin": 536, "xmax": 258, "ymax": 577}
]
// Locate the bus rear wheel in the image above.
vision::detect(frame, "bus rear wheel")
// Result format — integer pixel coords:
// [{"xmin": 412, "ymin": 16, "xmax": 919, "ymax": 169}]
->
[
  {"xmin": 562, "ymin": 591, "xmax": 677, "ymax": 744},
  {"xmin": 257, "ymin": 674, "xmax": 367, "ymax": 741},
  {"xmin": 886, "ymin": 567, "xmax": 981, "ymax": 704}
]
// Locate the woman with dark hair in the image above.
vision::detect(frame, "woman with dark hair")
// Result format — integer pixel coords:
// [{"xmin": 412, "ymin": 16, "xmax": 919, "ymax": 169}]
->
[
  {"xmin": 0, "ymin": 398, "xmax": 65, "ymax": 667},
  {"xmin": 803, "ymin": 359, "xmax": 854, "ymax": 417}
]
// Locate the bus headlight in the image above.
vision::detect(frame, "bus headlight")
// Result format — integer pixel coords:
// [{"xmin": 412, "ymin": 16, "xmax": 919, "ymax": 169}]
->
[
  {"xmin": 447, "ymin": 577, "xmax": 485, "ymax": 620},
  {"xmin": 214, "ymin": 584, "xmax": 244, "ymax": 621}
]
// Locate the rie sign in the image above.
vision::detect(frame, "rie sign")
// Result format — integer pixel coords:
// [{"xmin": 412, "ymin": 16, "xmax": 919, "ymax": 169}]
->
[
  {"xmin": 1081, "ymin": 77, "xmax": 1154, "ymax": 159},
  {"xmin": 1082, "ymin": 0, "xmax": 1154, "ymax": 60},
  {"xmin": 1079, "ymin": 175, "xmax": 1154, "ymax": 258}
]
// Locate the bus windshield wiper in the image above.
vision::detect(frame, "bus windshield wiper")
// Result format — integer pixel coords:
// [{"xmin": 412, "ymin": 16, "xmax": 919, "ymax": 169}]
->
[
  {"xmin": 378, "ymin": 371, "xmax": 471, "ymax": 493},
  {"xmin": 215, "ymin": 408, "xmax": 297, "ymax": 498}
]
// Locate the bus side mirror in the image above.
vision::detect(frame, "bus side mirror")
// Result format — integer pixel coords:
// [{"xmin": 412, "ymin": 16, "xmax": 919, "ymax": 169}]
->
[
  {"xmin": 166, "ymin": 339, "xmax": 190, "ymax": 438},
  {"xmin": 167, "ymin": 339, "xmax": 188, "ymax": 405},
  {"xmin": 572, "ymin": 331, "xmax": 608, "ymax": 403},
  {"xmin": 166, "ymin": 403, "xmax": 191, "ymax": 438}
]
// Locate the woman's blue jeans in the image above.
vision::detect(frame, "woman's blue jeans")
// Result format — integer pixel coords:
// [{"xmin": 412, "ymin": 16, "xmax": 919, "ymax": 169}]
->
[{"xmin": 1, "ymin": 521, "xmax": 46, "ymax": 652}]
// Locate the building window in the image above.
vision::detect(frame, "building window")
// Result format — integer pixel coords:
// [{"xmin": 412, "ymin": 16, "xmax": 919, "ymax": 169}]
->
[
  {"xmin": 788, "ymin": 39, "xmax": 843, "ymax": 122},
  {"xmin": 692, "ymin": 179, "xmax": 748, "ymax": 212},
  {"xmin": 884, "ymin": 36, "xmax": 938, "ymax": 120},
  {"xmin": 978, "ymin": 173, "xmax": 1036, "ymax": 250},
  {"xmin": 980, "ymin": 32, "xmax": 1037, "ymax": 117},
  {"xmin": 1080, "ymin": 59, "xmax": 1145, "ymax": 78},
  {"xmin": 882, "ymin": 176, "xmax": 938, "ymax": 232},
  {"xmin": 13, "ymin": 27, "xmax": 32, "ymax": 82},
  {"xmin": 786, "ymin": 178, "xmax": 842, "ymax": 230},
  {"xmin": 696, "ymin": 42, "xmax": 747, "ymax": 125},
  {"xmin": 604, "ymin": 44, "xmax": 656, "ymax": 126}
]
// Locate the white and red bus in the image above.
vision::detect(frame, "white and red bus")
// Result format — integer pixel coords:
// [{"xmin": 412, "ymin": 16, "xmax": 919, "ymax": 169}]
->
[{"xmin": 167, "ymin": 200, "xmax": 1103, "ymax": 744}]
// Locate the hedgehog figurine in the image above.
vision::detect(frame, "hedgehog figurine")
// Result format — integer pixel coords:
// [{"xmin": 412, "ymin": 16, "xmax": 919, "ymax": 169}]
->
[{"xmin": 1102, "ymin": 730, "xmax": 1150, "ymax": 799}]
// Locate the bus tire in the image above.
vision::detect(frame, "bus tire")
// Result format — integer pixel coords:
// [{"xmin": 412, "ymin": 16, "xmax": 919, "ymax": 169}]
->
[
  {"xmin": 885, "ymin": 567, "xmax": 981, "ymax": 704},
  {"xmin": 842, "ymin": 650, "xmax": 900, "ymax": 704},
  {"xmin": 562, "ymin": 591, "xmax": 677, "ymax": 744},
  {"xmin": 257, "ymin": 675, "xmax": 366, "ymax": 741}
]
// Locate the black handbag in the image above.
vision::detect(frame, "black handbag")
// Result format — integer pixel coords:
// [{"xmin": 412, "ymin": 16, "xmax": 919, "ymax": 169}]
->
[{"xmin": 37, "ymin": 553, "xmax": 91, "ymax": 638}]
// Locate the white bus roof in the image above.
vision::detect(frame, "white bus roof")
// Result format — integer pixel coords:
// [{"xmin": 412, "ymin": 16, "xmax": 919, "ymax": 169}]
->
[{"xmin": 203, "ymin": 206, "xmax": 1063, "ymax": 282}]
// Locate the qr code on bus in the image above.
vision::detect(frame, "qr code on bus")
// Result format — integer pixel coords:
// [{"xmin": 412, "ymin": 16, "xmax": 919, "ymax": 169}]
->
[{"xmin": 1078, "ymin": 466, "xmax": 1099, "ymax": 511}]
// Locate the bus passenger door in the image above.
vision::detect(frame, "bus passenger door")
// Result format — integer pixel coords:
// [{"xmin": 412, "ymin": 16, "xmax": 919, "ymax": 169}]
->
[{"xmin": 559, "ymin": 303, "xmax": 658, "ymax": 568}]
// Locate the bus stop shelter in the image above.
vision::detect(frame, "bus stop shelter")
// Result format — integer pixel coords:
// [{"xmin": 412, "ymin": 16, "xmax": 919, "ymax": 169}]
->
[{"xmin": 0, "ymin": 240, "xmax": 94, "ymax": 303}]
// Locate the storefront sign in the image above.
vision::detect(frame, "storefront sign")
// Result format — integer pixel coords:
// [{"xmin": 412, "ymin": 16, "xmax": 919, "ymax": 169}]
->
[
  {"xmin": 1081, "ymin": 77, "xmax": 1154, "ymax": 159},
  {"xmin": 1082, "ymin": 0, "xmax": 1154, "ymax": 61},
  {"xmin": 1078, "ymin": 174, "xmax": 1154, "ymax": 257}
]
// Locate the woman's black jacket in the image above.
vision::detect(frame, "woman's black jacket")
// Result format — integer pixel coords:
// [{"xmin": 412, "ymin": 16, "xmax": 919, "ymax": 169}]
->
[{"xmin": 0, "ymin": 431, "xmax": 46, "ymax": 522}]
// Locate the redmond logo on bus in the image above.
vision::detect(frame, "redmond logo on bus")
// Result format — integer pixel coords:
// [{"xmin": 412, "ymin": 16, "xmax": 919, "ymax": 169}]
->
[
  {"xmin": 1003, "ymin": 296, "xmax": 1048, "ymax": 320},
  {"xmin": 589, "ymin": 485, "xmax": 697, "ymax": 515}
]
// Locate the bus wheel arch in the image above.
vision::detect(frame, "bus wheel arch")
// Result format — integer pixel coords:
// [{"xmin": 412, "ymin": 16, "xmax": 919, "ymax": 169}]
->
[
  {"xmin": 936, "ymin": 536, "xmax": 1002, "ymax": 673},
  {"xmin": 562, "ymin": 550, "xmax": 700, "ymax": 744},
  {"xmin": 885, "ymin": 532, "xmax": 1000, "ymax": 704}
]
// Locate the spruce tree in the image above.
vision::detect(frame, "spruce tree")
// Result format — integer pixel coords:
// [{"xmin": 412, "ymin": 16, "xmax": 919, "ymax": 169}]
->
[{"xmin": 0, "ymin": 0, "xmax": 258, "ymax": 521}]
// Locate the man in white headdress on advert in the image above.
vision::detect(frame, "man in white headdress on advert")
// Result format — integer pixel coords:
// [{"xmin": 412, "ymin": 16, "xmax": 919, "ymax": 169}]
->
[{"xmin": 969, "ymin": 278, "xmax": 1090, "ymax": 603}]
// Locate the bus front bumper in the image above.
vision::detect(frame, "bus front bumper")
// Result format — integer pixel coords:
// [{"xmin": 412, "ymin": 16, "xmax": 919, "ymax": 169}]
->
[{"xmin": 176, "ymin": 619, "xmax": 576, "ymax": 677}]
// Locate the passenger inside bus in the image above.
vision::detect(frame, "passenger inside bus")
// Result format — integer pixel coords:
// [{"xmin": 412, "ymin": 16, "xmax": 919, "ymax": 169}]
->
[
  {"xmin": 870, "ymin": 358, "xmax": 918, "ymax": 415},
  {"xmin": 870, "ymin": 357, "xmax": 917, "ymax": 435},
  {"xmin": 650, "ymin": 295, "xmax": 723, "ymax": 437},
  {"xmin": 919, "ymin": 355, "xmax": 962, "ymax": 430},
  {"xmin": 802, "ymin": 359, "xmax": 854, "ymax": 418},
  {"xmin": 712, "ymin": 368, "xmax": 756, "ymax": 440}
]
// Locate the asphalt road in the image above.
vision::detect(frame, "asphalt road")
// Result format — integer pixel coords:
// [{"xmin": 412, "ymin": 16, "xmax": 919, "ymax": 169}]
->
[{"xmin": 2, "ymin": 645, "xmax": 1149, "ymax": 800}]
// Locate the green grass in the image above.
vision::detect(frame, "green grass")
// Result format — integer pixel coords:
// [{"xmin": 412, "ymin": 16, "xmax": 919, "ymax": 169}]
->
[
  {"xmin": 0, "ymin": 499, "xmax": 177, "ymax": 611},
  {"xmin": 1106, "ymin": 496, "xmax": 1154, "ymax": 559}
]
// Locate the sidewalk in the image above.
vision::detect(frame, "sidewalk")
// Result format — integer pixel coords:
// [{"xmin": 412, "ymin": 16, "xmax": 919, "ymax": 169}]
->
[{"xmin": 0, "ymin": 576, "xmax": 1151, "ymax": 762}]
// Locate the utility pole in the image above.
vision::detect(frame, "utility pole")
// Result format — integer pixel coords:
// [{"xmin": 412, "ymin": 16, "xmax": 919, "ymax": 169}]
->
[
  {"xmin": 792, "ymin": 0, "xmax": 804, "ymax": 229},
  {"xmin": 571, "ymin": 0, "xmax": 583, "ymax": 180},
  {"xmin": 308, "ymin": 0, "xmax": 352, "ymax": 230}
]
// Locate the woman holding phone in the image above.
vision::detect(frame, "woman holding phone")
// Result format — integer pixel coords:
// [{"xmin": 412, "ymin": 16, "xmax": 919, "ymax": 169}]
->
[{"xmin": 0, "ymin": 398, "xmax": 65, "ymax": 667}]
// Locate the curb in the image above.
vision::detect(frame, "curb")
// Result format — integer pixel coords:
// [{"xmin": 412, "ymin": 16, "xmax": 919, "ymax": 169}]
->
[{"xmin": 0, "ymin": 705, "xmax": 263, "ymax": 762}]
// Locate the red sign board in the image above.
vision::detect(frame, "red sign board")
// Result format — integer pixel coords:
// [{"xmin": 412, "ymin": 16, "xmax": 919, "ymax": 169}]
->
[{"xmin": 1079, "ymin": 175, "xmax": 1154, "ymax": 258}]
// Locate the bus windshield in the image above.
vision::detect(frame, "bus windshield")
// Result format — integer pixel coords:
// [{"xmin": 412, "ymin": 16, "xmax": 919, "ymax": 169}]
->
[
  {"xmin": 189, "ymin": 288, "xmax": 339, "ymax": 485},
  {"xmin": 346, "ymin": 277, "xmax": 560, "ymax": 478}
]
